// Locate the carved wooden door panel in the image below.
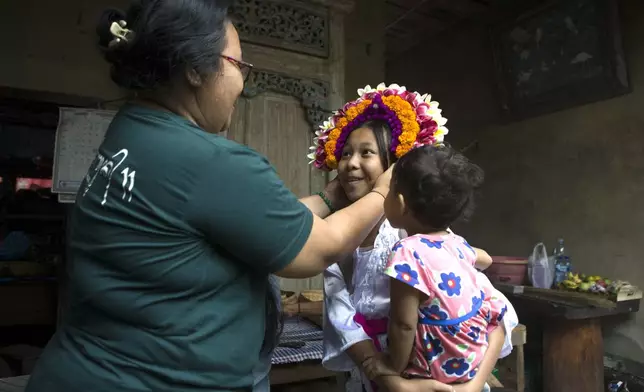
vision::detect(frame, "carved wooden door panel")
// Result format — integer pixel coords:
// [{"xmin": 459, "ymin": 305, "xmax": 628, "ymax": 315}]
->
[
  {"xmin": 228, "ymin": 0, "xmax": 353, "ymax": 292},
  {"xmin": 229, "ymin": 93, "xmax": 312, "ymax": 197},
  {"xmin": 229, "ymin": 93, "xmax": 324, "ymax": 291}
]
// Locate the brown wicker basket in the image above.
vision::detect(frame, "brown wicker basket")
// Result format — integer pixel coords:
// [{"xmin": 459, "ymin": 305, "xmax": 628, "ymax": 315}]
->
[{"xmin": 299, "ymin": 289, "xmax": 323, "ymax": 302}]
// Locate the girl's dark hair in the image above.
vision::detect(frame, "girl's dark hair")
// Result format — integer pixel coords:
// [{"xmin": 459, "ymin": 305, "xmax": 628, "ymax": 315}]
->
[
  {"xmin": 96, "ymin": 0, "xmax": 232, "ymax": 90},
  {"xmin": 361, "ymin": 120, "xmax": 397, "ymax": 170},
  {"xmin": 392, "ymin": 145, "xmax": 484, "ymax": 230}
]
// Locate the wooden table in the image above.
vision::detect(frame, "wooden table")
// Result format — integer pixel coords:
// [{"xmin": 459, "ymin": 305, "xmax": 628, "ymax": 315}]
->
[
  {"xmin": 495, "ymin": 284, "xmax": 641, "ymax": 392},
  {"xmin": 269, "ymin": 314, "xmax": 346, "ymax": 390},
  {"xmin": 270, "ymin": 361, "xmax": 346, "ymax": 391}
]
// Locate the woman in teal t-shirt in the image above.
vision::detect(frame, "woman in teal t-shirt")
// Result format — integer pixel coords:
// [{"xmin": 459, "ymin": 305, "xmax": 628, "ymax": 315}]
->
[{"xmin": 25, "ymin": 1, "xmax": 397, "ymax": 391}]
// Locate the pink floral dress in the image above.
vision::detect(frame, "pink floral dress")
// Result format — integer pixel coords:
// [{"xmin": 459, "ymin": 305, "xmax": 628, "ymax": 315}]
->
[{"xmin": 383, "ymin": 233, "xmax": 507, "ymax": 383}]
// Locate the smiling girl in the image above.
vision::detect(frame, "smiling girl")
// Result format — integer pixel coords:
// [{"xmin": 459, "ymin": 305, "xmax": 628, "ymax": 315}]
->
[{"xmin": 310, "ymin": 84, "xmax": 519, "ymax": 392}]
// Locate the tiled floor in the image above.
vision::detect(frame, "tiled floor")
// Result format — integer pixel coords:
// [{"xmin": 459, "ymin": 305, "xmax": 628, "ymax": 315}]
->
[{"xmin": 0, "ymin": 376, "xmax": 28, "ymax": 392}]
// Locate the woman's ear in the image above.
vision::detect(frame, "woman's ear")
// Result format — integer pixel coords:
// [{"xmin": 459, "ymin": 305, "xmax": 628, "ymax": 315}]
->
[{"xmin": 185, "ymin": 68, "xmax": 203, "ymax": 87}]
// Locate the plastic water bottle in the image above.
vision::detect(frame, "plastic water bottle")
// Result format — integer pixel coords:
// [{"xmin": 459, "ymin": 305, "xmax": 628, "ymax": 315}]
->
[{"xmin": 553, "ymin": 238, "xmax": 571, "ymax": 285}]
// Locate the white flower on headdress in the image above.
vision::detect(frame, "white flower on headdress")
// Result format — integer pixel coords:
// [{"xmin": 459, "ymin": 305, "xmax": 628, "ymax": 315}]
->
[
  {"xmin": 434, "ymin": 126, "xmax": 449, "ymax": 143},
  {"xmin": 421, "ymin": 94, "xmax": 432, "ymax": 104},
  {"xmin": 357, "ymin": 85, "xmax": 375, "ymax": 96},
  {"xmin": 375, "ymin": 83, "xmax": 407, "ymax": 93}
]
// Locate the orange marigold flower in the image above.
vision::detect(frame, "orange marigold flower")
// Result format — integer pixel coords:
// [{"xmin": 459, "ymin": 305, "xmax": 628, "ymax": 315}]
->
[
  {"xmin": 329, "ymin": 128, "xmax": 341, "ymax": 141},
  {"xmin": 345, "ymin": 107, "xmax": 359, "ymax": 120},
  {"xmin": 336, "ymin": 118, "xmax": 349, "ymax": 129},
  {"xmin": 325, "ymin": 140, "xmax": 337, "ymax": 157},
  {"xmin": 325, "ymin": 155, "xmax": 338, "ymax": 168}
]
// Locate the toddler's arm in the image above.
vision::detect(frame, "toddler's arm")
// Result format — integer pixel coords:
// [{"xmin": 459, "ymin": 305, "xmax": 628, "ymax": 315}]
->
[
  {"xmin": 474, "ymin": 247, "xmax": 493, "ymax": 270},
  {"xmin": 385, "ymin": 278, "xmax": 426, "ymax": 373}
]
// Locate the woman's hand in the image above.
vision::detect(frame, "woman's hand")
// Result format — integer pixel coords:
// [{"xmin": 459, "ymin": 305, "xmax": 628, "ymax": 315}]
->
[
  {"xmin": 323, "ymin": 178, "xmax": 350, "ymax": 210},
  {"xmin": 362, "ymin": 354, "xmax": 398, "ymax": 380},
  {"xmin": 373, "ymin": 164, "xmax": 395, "ymax": 197},
  {"xmin": 378, "ymin": 376, "xmax": 454, "ymax": 392}
]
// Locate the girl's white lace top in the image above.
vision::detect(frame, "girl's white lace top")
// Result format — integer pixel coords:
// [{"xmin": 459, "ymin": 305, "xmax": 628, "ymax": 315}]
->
[{"xmin": 322, "ymin": 220, "xmax": 519, "ymax": 374}]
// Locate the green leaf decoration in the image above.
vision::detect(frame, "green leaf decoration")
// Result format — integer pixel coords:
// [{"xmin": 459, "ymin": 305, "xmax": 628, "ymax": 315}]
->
[{"xmin": 457, "ymin": 344, "xmax": 469, "ymax": 353}]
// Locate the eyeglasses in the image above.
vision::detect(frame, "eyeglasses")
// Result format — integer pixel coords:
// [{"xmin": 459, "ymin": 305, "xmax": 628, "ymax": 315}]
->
[{"xmin": 221, "ymin": 55, "xmax": 253, "ymax": 83}]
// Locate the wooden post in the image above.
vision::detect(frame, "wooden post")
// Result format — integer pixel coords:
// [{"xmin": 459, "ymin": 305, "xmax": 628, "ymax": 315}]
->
[
  {"xmin": 515, "ymin": 343, "xmax": 525, "ymax": 392},
  {"xmin": 542, "ymin": 318, "xmax": 604, "ymax": 392}
]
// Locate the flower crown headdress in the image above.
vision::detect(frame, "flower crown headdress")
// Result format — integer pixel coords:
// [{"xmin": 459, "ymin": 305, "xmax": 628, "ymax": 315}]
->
[{"xmin": 308, "ymin": 83, "xmax": 449, "ymax": 171}]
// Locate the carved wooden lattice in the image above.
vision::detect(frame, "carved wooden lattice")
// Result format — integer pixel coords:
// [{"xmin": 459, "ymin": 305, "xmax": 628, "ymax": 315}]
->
[
  {"xmin": 243, "ymin": 70, "xmax": 331, "ymax": 130},
  {"xmin": 230, "ymin": 0, "xmax": 329, "ymax": 58}
]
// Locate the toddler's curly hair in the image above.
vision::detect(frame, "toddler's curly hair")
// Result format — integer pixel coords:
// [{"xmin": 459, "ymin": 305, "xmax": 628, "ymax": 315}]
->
[{"xmin": 392, "ymin": 144, "xmax": 484, "ymax": 230}]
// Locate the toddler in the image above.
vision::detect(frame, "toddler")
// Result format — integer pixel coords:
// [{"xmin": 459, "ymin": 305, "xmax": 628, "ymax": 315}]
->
[{"xmin": 367, "ymin": 144, "xmax": 507, "ymax": 384}]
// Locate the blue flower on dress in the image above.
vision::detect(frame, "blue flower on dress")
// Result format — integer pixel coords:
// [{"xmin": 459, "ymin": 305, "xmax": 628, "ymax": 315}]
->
[
  {"xmin": 392, "ymin": 242, "xmax": 403, "ymax": 252},
  {"xmin": 467, "ymin": 326, "xmax": 481, "ymax": 343},
  {"xmin": 394, "ymin": 263, "xmax": 419, "ymax": 286},
  {"xmin": 463, "ymin": 240, "xmax": 476, "ymax": 255},
  {"xmin": 423, "ymin": 333, "xmax": 444, "ymax": 362},
  {"xmin": 471, "ymin": 291, "xmax": 484, "ymax": 309},
  {"xmin": 497, "ymin": 305, "xmax": 508, "ymax": 322},
  {"xmin": 441, "ymin": 358, "xmax": 470, "ymax": 377},
  {"xmin": 422, "ymin": 304, "xmax": 448, "ymax": 321},
  {"xmin": 420, "ymin": 238, "xmax": 444, "ymax": 249},
  {"xmin": 412, "ymin": 250, "xmax": 425, "ymax": 266},
  {"xmin": 440, "ymin": 323, "xmax": 461, "ymax": 337},
  {"xmin": 468, "ymin": 368, "xmax": 478, "ymax": 380},
  {"xmin": 438, "ymin": 272, "xmax": 462, "ymax": 296}
]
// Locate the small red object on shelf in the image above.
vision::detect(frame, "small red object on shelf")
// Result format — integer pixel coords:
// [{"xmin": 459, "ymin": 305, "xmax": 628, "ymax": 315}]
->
[{"xmin": 486, "ymin": 257, "xmax": 529, "ymax": 286}]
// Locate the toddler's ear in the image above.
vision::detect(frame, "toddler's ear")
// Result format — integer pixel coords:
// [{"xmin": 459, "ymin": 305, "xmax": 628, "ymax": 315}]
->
[{"xmin": 398, "ymin": 193, "xmax": 409, "ymax": 216}]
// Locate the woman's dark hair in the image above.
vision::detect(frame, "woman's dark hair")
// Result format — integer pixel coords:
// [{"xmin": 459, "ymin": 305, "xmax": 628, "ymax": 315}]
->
[
  {"xmin": 96, "ymin": 0, "xmax": 232, "ymax": 90},
  {"xmin": 392, "ymin": 145, "xmax": 484, "ymax": 230},
  {"xmin": 360, "ymin": 120, "xmax": 397, "ymax": 170}
]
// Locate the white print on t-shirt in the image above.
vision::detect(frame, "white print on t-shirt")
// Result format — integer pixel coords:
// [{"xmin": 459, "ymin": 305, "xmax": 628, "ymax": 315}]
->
[{"xmin": 82, "ymin": 148, "xmax": 136, "ymax": 205}]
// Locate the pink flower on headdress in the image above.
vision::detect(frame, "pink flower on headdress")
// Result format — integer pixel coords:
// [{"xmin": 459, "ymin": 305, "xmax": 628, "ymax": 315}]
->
[
  {"xmin": 383, "ymin": 88, "xmax": 397, "ymax": 97},
  {"xmin": 404, "ymin": 92, "xmax": 420, "ymax": 105},
  {"xmin": 416, "ymin": 103, "xmax": 431, "ymax": 116},
  {"xmin": 342, "ymin": 101, "xmax": 357, "ymax": 112},
  {"xmin": 418, "ymin": 122, "xmax": 438, "ymax": 138},
  {"xmin": 365, "ymin": 92, "xmax": 378, "ymax": 99}
]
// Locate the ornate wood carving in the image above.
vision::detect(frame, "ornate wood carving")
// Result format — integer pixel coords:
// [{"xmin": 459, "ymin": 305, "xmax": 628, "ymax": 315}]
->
[
  {"xmin": 230, "ymin": 0, "xmax": 329, "ymax": 58},
  {"xmin": 242, "ymin": 70, "xmax": 331, "ymax": 129}
]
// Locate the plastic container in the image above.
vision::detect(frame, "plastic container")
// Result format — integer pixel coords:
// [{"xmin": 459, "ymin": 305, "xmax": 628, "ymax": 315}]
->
[{"xmin": 485, "ymin": 257, "xmax": 529, "ymax": 285}]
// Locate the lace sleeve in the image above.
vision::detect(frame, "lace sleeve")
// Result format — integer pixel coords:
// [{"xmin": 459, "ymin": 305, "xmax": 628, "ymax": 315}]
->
[{"xmin": 322, "ymin": 263, "xmax": 370, "ymax": 371}]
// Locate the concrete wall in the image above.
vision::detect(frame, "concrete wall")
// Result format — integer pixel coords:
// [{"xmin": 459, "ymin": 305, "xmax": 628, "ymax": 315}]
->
[
  {"xmin": 0, "ymin": 0, "xmax": 384, "ymax": 103},
  {"xmin": 343, "ymin": 0, "xmax": 386, "ymax": 100},
  {"xmin": 0, "ymin": 0, "xmax": 128, "ymax": 99},
  {"xmin": 388, "ymin": 0, "xmax": 644, "ymax": 364}
]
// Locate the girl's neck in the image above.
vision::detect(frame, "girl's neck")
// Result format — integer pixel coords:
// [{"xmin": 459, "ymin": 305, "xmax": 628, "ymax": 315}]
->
[
  {"xmin": 402, "ymin": 221, "xmax": 449, "ymax": 237},
  {"xmin": 360, "ymin": 217, "xmax": 386, "ymax": 248},
  {"xmin": 409, "ymin": 230, "xmax": 450, "ymax": 237}
]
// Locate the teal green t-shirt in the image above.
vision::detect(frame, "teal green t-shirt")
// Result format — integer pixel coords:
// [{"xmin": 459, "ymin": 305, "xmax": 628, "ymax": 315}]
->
[{"xmin": 25, "ymin": 104, "xmax": 313, "ymax": 392}]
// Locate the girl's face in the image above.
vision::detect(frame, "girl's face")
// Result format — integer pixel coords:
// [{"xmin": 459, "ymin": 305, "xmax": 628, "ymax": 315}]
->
[{"xmin": 337, "ymin": 126, "xmax": 386, "ymax": 202}]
